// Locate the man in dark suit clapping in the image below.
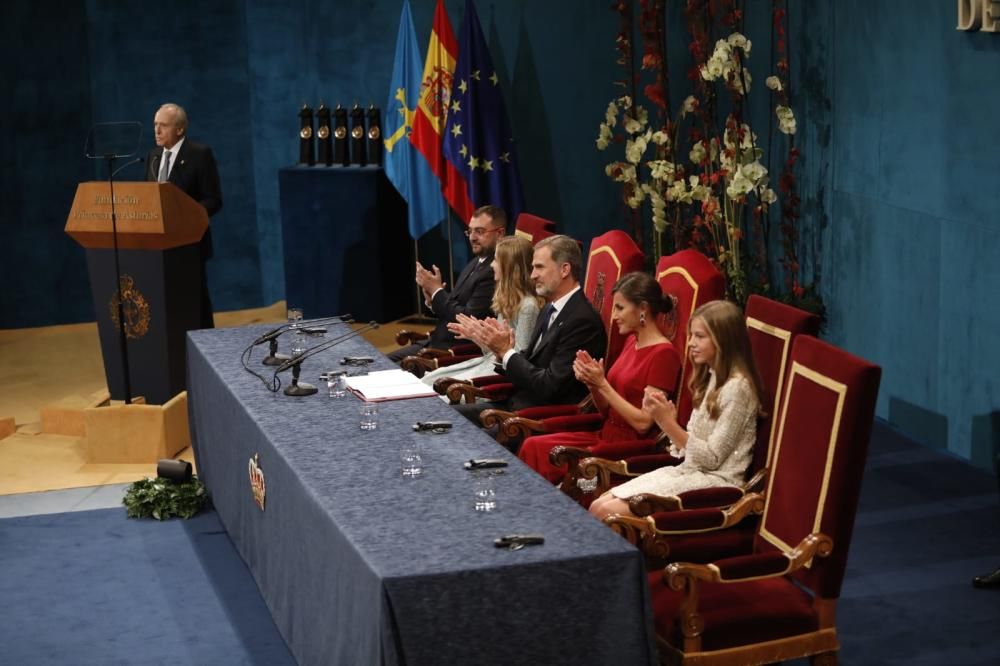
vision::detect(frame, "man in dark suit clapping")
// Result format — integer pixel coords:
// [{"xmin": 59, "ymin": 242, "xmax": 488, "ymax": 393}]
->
[
  {"xmin": 451, "ymin": 234, "xmax": 607, "ymax": 421},
  {"xmin": 389, "ymin": 205, "xmax": 506, "ymax": 362},
  {"xmin": 146, "ymin": 103, "xmax": 222, "ymax": 329}
]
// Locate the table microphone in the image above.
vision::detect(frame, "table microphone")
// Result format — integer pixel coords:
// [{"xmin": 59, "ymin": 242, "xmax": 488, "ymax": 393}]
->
[
  {"xmin": 252, "ymin": 313, "xmax": 352, "ymax": 346},
  {"xmin": 274, "ymin": 322, "xmax": 380, "ymax": 396},
  {"xmin": 253, "ymin": 314, "xmax": 353, "ymax": 366}
]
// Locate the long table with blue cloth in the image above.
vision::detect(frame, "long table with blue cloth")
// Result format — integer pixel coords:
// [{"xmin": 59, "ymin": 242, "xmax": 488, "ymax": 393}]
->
[{"xmin": 186, "ymin": 321, "xmax": 655, "ymax": 665}]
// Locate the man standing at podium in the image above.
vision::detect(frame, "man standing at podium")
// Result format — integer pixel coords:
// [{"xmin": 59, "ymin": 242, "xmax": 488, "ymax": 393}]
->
[{"xmin": 146, "ymin": 102, "xmax": 222, "ymax": 329}]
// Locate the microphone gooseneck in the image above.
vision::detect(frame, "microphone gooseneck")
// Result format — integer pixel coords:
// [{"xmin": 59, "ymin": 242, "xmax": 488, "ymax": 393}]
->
[
  {"xmin": 251, "ymin": 313, "xmax": 353, "ymax": 346},
  {"xmin": 111, "ymin": 156, "xmax": 145, "ymax": 178},
  {"xmin": 274, "ymin": 321, "xmax": 379, "ymax": 376}
]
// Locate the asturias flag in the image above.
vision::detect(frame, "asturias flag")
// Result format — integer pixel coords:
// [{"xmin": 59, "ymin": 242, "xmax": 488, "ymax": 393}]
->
[
  {"xmin": 384, "ymin": 0, "xmax": 447, "ymax": 239},
  {"xmin": 441, "ymin": 0, "xmax": 525, "ymax": 225},
  {"xmin": 409, "ymin": 0, "xmax": 462, "ymax": 217}
]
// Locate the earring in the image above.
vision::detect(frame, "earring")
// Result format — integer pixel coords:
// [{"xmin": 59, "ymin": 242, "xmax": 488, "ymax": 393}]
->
[{"xmin": 639, "ymin": 312, "xmax": 646, "ymax": 326}]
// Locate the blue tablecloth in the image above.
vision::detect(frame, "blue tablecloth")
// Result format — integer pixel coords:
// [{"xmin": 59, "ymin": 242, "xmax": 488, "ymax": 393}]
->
[{"xmin": 187, "ymin": 323, "xmax": 655, "ymax": 665}]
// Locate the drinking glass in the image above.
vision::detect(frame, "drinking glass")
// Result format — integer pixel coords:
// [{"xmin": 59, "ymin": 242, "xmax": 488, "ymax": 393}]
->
[
  {"xmin": 473, "ymin": 470, "xmax": 498, "ymax": 512},
  {"xmin": 400, "ymin": 443, "xmax": 423, "ymax": 478},
  {"xmin": 287, "ymin": 307, "xmax": 306, "ymax": 355},
  {"xmin": 359, "ymin": 402, "xmax": 379, "ymax": 431},
  {"xmin": 327, "ymin": 371, "xmax": 348, "ymax": 398}
]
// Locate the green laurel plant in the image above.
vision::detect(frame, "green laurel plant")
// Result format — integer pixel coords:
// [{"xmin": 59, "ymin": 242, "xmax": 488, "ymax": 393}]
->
[{"xmin": 123, "ymin": 476, "xmax": 209, "ymax": 520}]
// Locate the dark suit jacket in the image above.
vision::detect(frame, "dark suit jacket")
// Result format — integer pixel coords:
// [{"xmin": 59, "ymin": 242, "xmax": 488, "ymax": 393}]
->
[
  {"xmin": 427, "ymin": 253, "xmax": 496, "ymax": 348},
  {"xmin": 504, "ymin": 288, "xmax": 607, "ymax": 410},
  {"xmin": 146, "ymin": 139, "xmax": 223, "ymax": 258}
]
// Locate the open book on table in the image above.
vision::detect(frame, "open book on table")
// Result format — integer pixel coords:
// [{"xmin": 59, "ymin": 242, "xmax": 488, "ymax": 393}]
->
[{"xmin": 344, "ymin": 369, "xmax": 438, "ymax": 402}]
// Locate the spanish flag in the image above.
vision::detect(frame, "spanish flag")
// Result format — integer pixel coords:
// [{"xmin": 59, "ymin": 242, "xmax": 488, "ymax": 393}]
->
[{"xmin": 409, "ymin": 0, "xmax": 474, "ymax": 223}]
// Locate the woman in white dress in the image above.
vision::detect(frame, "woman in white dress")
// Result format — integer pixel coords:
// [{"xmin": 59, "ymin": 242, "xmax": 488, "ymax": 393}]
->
[
  {"xmin": 422, "ymin": 236, "xmax": 541, "ymax": 391},
  {"xmin": 589, "ymin": 299, "xmax": 764, "ymax": 521}
]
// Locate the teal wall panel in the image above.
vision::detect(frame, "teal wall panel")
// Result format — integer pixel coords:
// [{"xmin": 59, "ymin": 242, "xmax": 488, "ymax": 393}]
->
[{"xmin": 818, "ymin": 0, "xmax": 1000, "ymax": 465}]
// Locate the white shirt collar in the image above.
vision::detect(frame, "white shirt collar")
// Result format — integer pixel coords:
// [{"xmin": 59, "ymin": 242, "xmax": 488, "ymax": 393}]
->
[
  {"xmin": 549, "ymin": 285, "xmax": 580, "ymax": 317},
  {"xmin": 163, "ymin": 137, "xmax": 184, "ymax": 158}
]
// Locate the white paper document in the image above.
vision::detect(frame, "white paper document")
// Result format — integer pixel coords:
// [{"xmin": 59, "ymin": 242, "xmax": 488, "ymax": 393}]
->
[{"xmin": 344, "ymin": 369, "xmax": 438, "ymax": 402}]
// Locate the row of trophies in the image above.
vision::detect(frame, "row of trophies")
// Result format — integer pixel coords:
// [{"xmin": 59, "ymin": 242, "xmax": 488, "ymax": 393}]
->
[{"xmin": 299, "ymin": 103, "xmax": 382, "ymax": 167}]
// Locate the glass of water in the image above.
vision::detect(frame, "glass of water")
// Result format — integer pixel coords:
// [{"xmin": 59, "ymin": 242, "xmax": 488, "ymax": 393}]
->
[
  {"xmin": 326, "ymin": 371, "xmax": 348, "ymax": 398},
  {"xmin": 287, "ymin": 307, "xmax": 306, "ymax": 355},
  {"xmin": 400, "ymin": 443, "xmax": 423, "ymax": 478},
  {"xmin": 359, "ymin": 401, "xmax": 379, "ymax": 431},
  {"xmin": 473, "ymin": 470, "xmax": 498, "ymax": 512}
]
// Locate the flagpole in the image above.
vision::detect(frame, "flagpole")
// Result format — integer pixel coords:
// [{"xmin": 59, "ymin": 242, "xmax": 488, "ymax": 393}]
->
[
  {"xmin": 413, "ymin": 238, "xmax": 423, "ymax": 316},
  {"xmin": 446, "ymin": 210, "xmax": 456, "ymax": 288}
]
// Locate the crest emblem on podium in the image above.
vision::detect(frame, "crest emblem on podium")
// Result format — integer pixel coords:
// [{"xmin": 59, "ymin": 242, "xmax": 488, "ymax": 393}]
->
[
  {"xmin": 108, "ymin": 274, "xmax": 151, "ymax": 339},
  {"xmin": 249, "ymin": 453, "xmax": 266, "ymax": 511}
]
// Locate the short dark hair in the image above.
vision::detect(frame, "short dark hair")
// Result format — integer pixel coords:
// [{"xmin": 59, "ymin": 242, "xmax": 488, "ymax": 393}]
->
[
  {"xmin": 473, "ymin": 205, "xmax": 508, "ymax": 231},
  {"xmin": 535, "ymin": 234, "xmax": 583, "ymax": 283}
]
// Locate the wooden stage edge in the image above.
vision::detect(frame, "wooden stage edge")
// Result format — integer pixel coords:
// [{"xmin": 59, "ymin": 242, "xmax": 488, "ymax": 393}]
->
[{"xmin": 0, "ymin": 302, "xmax": 433, "ymax": 495}]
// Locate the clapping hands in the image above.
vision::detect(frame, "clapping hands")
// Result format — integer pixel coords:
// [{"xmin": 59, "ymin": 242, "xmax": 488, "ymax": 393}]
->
[
  {"xmin": 414, "ymin": 262, "xmax": 445, "ymax": 301},
  {"xmin": 642, "ymin": 387, "xmax": 678, "ymax": 430},
  {"xmin": 573, "ymin": 350, "xmax": 607, "ymax": 390},
  {"xmin": 447, "ymin": 314, "xmax": 514, "ymax": 357}
]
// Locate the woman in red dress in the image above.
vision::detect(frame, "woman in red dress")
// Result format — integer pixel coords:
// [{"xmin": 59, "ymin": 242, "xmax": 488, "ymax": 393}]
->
[{"xmin": 517, "ymin": 272, "xmax": 681, "ymax": 482}]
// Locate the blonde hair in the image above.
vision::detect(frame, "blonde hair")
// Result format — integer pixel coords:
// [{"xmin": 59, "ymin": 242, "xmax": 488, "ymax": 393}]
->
[
  {"xmin": 491, "ymin": 236, "xmax": 542, "ymax": 322},
  {"xmin": 688, "ymin": 300, "xmax": 764, "ymax": 419}
]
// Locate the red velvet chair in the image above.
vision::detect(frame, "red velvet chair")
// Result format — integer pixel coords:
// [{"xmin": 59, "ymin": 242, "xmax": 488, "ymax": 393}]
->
[
  {"xmin": 655, "ymin": 250, "xmax": 727, "ymax": 425},
  {"xmin": 626, "ymin": 294, "xmax": 822, "ymax": 506},
  {"xmin": 513, "ymin": 212, "xmax": 558, "ymax": 243},
  {"xmin": 548, "ymin": 250, "xmax": 728, "ymax": 500},
  {"xmin": 631, "ymin": 335, "xmax": 881, "ymax": 665},
  {"xmin": 498, "ymin": 247, "xmax": 726, "ymax": 443},
  {"xmin": 565, "ymin": 295, "xmax": 820, "ymax": 514},
  {"xmin": 446, "ymin": 230, "xmax": 645, "ymax": 421}
]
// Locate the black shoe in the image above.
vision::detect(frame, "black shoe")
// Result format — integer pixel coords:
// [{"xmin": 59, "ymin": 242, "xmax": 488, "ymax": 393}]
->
[{"xmin": 972, "ymin": 567, "xmax": 1000, "ymax": 589}]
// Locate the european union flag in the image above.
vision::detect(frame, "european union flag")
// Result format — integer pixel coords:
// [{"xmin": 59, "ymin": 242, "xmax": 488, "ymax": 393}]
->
[
  {"xmin": 441, "ymin": 0, "xmax": 525, "ymax": 225},
  {"xmin": 384, "ymin": 0, "xmax": 448, "ymax": 239}
]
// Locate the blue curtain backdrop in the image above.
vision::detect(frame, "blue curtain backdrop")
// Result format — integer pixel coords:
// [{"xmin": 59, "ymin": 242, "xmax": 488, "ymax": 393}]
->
[
  {"xmin": 2, "ymin": 0, "xmax": 1000, "ymax": 470},
  {"xmin": 0, "ymin": 0, "xmax": 623, "ymax": 330}
]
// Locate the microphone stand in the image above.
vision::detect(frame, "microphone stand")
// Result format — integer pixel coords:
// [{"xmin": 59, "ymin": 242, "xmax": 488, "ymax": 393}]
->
[
  {"xmin": 245, "ymin": 313, "xmax": 352, "ymax": 366},
  {"xmin": 273, "ymin": 322, "xmax": 379, "ymax": 396},
  {"xmin": 285, "ymin": 363, "xmax": 317, "ymax": 396},
  {"xmin": 262, "ymin": 338, "xmax": 290, "ymax": 367},
  {"xmin": 106, "ymin": 152, "xmax": 132, "ymax": 405}
]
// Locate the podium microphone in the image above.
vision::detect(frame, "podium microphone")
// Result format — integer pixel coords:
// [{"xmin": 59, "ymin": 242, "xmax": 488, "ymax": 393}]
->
[
  {"xmin": 274, "ymin": 321, "xmax": 380, "ymax": 396},
  {"xmin": 111, "ymin": 156, "xmax": 144, "ymax": 178}
]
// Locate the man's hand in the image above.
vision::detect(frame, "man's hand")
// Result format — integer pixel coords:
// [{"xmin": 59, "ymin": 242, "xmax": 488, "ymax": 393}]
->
[
  {"xmin": 414, "ymin": 262, "xmax": 445, "ymax": 298},
  {"xmin": 479, "ymin": 318, "xmax": 515, "ymax": 358}
]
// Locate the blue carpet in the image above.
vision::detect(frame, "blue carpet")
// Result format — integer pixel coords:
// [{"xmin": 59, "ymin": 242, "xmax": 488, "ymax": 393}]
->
[
  {"xmin": 835, "ymin": 422, "xmax": 1000, "ymax": 665},
  {"xmin": 0, "ymin": 422, "xmax": 997, "ymax": 665},
  {"xmin": 0, "ymin": 508, "xmax": 294, "ymax": 665}
]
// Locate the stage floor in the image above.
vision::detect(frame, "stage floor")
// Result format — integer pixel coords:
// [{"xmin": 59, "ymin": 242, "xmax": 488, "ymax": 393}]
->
[{"xmin": 0, "ymin": 302, "xmax": 433, "ymax": 495}]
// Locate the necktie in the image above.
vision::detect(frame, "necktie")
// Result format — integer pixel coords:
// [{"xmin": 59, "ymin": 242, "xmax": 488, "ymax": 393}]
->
[
  {"xmin": 533, "ymin": 303, "xmax": 556, "ymax": 351},
  {"xmin": 158, "ymin": 150, "xmax": 172, "ymax": 182}
]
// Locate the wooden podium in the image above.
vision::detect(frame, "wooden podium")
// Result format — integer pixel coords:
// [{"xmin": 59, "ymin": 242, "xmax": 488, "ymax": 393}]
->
[{"xmin": 66, "ymin": 181, "xmax": 209, "ymax": 407}]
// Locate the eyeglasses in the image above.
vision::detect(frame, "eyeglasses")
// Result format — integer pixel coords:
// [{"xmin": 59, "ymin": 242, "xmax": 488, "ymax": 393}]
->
[{"xmin": 464, "ymin": 227, "xmax": 502, "ymax": 238}]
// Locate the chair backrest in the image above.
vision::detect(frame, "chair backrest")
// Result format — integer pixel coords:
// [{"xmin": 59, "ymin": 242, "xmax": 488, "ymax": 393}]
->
[
  {"xmin": 583, "ymin": 230, "xmax": 645, "ymax": 367},
  {"xmin": 756, "ymin": 335, "xmax": 881, "ymax": 599},
  {"xmin": 743, "ymin": 295, "xmax": 820, "ymax": 474},
  {"xmin": 514, "ymin": 213, "xmax": 557, "ymax": 244},
  {"xmin": 655, "ymin": 249, "xmax": 726, "ymax": 425}
]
